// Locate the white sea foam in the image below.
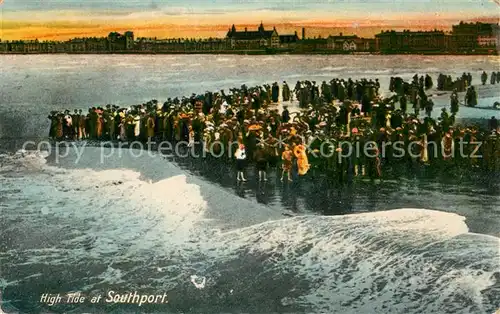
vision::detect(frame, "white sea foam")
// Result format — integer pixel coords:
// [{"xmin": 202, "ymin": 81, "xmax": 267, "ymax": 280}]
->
[
  {"xmin": 0, "ymin": 150, "xmax": 499, "ymax": 313},
  {"xmin": 321, "ymin": 66, "xmax": 347, "ymax": 71},
  {"xmin": 218, "ymin": 209, "xmax": 499, "ymax": 313}
]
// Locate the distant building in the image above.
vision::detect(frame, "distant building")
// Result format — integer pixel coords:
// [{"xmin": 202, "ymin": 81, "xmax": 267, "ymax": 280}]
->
[
  {"xmin": 108, "ymin": 31, "xmax": 134, "ymax": 51},
  {"xmin": 86, "ymin": 37, "xmax": 108, "ymax": 52},
  {"xmin": 68, "ymin": 38, "xmax": 86, "ymax": 52},
  {"xmin": 451, "ymin": 22, "xmax": 498, "ymax": 52},
  {"xmin": 297, "ymin": 37, "xmax": 328, "ymax": 52},
  {"xmin": 279, "ymin": 31, "xmax": 300, "ymax": 48},
  {"xmin": 375, "ymin": 30, "xmax": 447, "ymax": 53},
  {"xmin": 0, "ymin": 39, "xmax": 8, "ymax": 53},
  {"xmin": 225, "ymin": 22, "xmax": 280, "ymax": 49},
  {"xmin": 477, "ymin": 24, "xmax": 499, "ymax": 48},
  {"xmin": 326, "ymin": 33, "xmax": 375, "ymax": 52},
  {"xmin": 136, "ymin": 37, "xmax": 157, "ymax": 52}
]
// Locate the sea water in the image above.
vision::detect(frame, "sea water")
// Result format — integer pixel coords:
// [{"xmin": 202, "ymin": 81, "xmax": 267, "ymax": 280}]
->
[
  {"xmin": 0, "ymin": 54, "xmax": 499, "ymax": 139},
  {"xmin": 0, "ymin": 149, "xmax": 499, "ymax": 313},
  {"xmin": 1, "ymin": 55, "xmax": 500, "ymax": 313}
]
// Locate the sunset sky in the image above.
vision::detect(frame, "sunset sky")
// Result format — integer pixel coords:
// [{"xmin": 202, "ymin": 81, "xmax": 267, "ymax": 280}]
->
[{"xmin": 1, "ymin": 0, "xmax": 499, "ymax": 40}]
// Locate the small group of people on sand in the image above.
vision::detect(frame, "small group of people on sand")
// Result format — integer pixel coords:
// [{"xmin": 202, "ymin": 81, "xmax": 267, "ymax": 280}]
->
[{"xmin": 481, "ymin": 71, "xmax": 500, "ymax": 86}]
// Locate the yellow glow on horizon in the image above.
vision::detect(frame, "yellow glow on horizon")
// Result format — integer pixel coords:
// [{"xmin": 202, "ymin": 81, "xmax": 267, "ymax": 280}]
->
[{"xmin": 1, "ymin": 9, "xmax": 498, "ymax": 41}]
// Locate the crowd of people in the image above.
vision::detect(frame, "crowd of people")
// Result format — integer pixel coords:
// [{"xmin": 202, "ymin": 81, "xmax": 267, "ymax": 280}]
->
[{"xmin": 48, "ymin": 72, "xmax": 500, "ymax": 183}]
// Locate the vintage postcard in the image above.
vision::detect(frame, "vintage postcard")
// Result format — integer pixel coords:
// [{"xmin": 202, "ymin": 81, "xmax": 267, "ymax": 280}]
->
[{"xmin": 0, "ymin": 0, "xmax": 499, "ymax": 313}]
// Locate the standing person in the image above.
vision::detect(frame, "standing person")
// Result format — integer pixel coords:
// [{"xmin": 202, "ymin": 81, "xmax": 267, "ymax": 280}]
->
[
  {"xmin": 481, "ymin": 71, "xmax": 488, "ymax": 85},
  {"xmin": 425, "ymin": 98, "xmax": 434, "ymax": 118},
  {"xmin": 133, "ymin": 113, "xmax": 141, "ymax": 140},
  {"xmin": 48, "ymin": 112, "xmax": 57, "ymax": 139},
  {"xmin": 234, "ymin": 137, "xmax": 247, "ymax": 182},
  {"xmin": 96, "ymin": 108, "xmax": 103, "ymax": 140},
  {"xmin": 78, "ymin": 109, "xmax": 86, "ymax": 139},
  {"xmin": 489, "ymin": 116, "xmax": 498, "ymax": 132},
  {"xmin": 467, "ymin": 86, "xmax": 478, "ymax": 107},
  {"xmin": 450, "ymin": 90, "xmax": 459, "ymax": 114},
  {"xmin": 399, "ymin": 94, "xmax": 407, "ymax": 114},
  {"xmin": 63, "ymin": 110, "xmax": 73, "ymax": 139},
  {"xmin": 282, "ymin": 81, "xmax": 291, "ymax": 102},
  {"xmin": 254, "ymin": 143, "xmax": 268, "ymax": 182},
  {"xmin": 72, "ymin": 109, "xmax": 80, "ymax": 140},
  {"xmin": 146, "ymin": 113, "xmax": 156, "ymax": 142},
  {"xmin": 293, "ymin": 141, "xmax": 310, "ymax": 176},
  {"xmin": 491, "ymin": 72, "xmax": 497, "ymax": 85},
  {"xmin": 187, "ymin": 125, "xmax": 195, "ymax": 148},
  {"xmin": 265, "ymin": 133, "xmax": 279, "ymax": 167},
  {"xmin": 105, "ymin": 110, "xmax": 115, "ymax": 141},
  {"xmin": 271, "ymin": 82, "xmax": 279, "ymax": 103},
  {"xmin": 282, "ymin": 106, "xmax": 290, "ymax": 123},
  {"xmin": 281, "ymin": 144, "xmax": 293, "ymax": 182},
  {"xmin": 414, "ymin": 94, "xmax": 421, "ymax": 116},
  {"xmin": 56, "ymin": 114, "xmax": 64, "ymax": 140},
  {"xmin": 118, "ymin": 112, "xmax": 127, "ymax": 141}
]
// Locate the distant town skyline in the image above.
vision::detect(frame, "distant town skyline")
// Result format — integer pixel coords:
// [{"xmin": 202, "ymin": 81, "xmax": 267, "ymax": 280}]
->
[{"xmin": 1, "ymin": 0, "xmax": 499, "ymax": 40}]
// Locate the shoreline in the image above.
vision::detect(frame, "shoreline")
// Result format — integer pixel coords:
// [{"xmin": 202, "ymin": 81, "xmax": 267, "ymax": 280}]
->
[{"xmin": 0, "ymin": 51, "xmax": 498, "ymax": 56}]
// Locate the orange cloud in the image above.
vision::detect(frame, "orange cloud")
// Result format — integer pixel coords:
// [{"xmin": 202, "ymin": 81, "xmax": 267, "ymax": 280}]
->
[{"xmin": 1, "ymin": 9, "xmax": 498, "ymax": 41}]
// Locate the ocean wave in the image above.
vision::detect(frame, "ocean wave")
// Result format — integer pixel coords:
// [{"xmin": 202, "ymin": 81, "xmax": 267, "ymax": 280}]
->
[
  {"xmin": 321, "ymin": 66, "xmax": 347, "ymax": 71},
  {"xmin": 1, "ymin": 149, "xmax": 499, "ymax": 313}
]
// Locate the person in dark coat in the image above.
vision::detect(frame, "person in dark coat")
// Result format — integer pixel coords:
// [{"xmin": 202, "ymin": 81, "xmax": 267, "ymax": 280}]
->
[
  {"xmin": 481, "ymin": 71, "xmax": 488, "ymax": 85},
  {"xmin": 399, "ymin": 94, "xmax": 407, "ymax": 114},
  {"xmin": 425, "ymin": 99, "xmax": 434, "ymax": 118},
  {"xmin": 282, "ymin": 81, "xmax": 291, "ymax": 102},
  {"xmin": 450, "ymin": 90, "xmax": 459, "ymax": 113},
  {"xmin": 271, "ymin": 82, "xmax": 279, "ymax": 103},
  {"xmin": 282, "ymin": 106, "xmax": 290, "ymax": 123},
  {"xmin": 489, "ymin": 116, "xmax": 498, "ymax": 131},
  {"xmin": 425, "ymin": 74, "xmax": 433, "ymax": 90},
  {"xmin": 254, "ymin": 143, "xmax": 268, "ymax": 181},
  {"xmin": 466, "ymin": 86, "xmax": 478, "ymax": 107}
]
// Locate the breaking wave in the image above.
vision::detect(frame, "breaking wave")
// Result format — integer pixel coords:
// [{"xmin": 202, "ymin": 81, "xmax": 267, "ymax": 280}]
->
[{"xmin": 0, "ymin": 150, "xmax": 499, "ymax": 313}]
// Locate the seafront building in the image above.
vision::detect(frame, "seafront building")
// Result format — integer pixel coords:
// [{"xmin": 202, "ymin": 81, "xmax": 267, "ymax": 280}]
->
[
  {"xmin": 0, "ymin": 21, "xmax": 497, "ymax": 55},
  {"xmin": 374, "ymin": 30, "xmax": 449, "ymax": 53},
  {"xmin": 225, "ymin": 22, "xmax": 281, "ymax": 49}
]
